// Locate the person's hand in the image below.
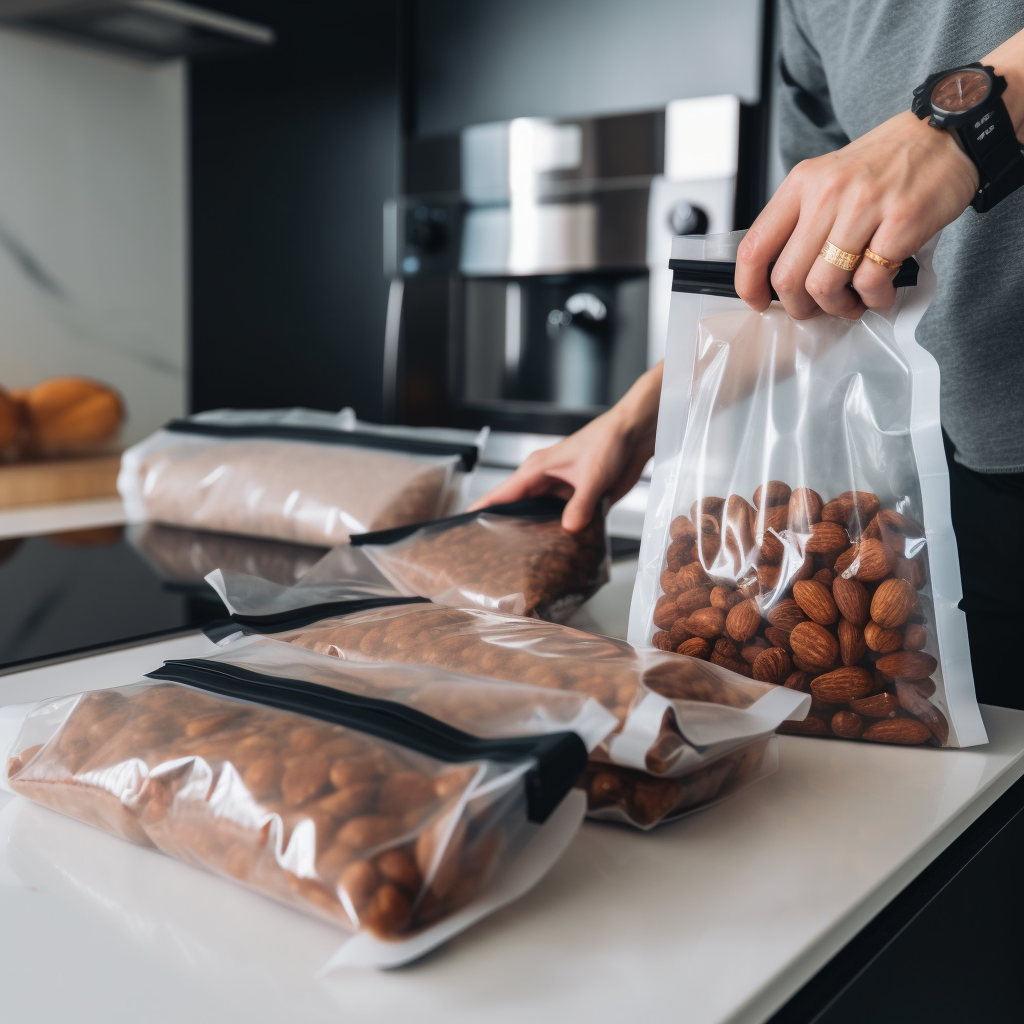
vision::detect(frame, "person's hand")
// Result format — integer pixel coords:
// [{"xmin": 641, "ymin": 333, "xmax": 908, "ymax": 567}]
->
[
  {"xmin": 469, "ymin": 363, "xmax": 663, "ymax": 532},
  {"xmin": 735, "ymin": 110, "xmax": 979, "ymax": 320}
]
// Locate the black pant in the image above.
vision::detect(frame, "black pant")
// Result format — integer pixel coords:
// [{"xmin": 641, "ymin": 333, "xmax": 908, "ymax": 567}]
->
[{"xmin": 945, "ymin": 433, "xmax": 1024, "ymax": 709}]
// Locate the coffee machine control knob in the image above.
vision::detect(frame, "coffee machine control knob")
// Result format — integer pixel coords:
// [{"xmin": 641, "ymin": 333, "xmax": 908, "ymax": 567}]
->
[
  {"xmin": 667, "ymin": 201, "xmax": 709, "ymax": 236},
  {"xmin": 407, "ymin": 205, "xmax": 448, "ymax": 253}
]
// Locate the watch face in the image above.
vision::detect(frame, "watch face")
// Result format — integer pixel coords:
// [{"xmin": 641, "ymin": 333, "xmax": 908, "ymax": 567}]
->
[{"xmin": 931, "ymin": 68, "xmax": 990, "ymax": 114}]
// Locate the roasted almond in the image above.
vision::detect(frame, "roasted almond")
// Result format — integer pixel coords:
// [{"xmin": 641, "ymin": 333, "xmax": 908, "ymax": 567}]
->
[
  {"xmin": 753, "ymin": 480, "xmax": 791, "ymax": 509},
  {"xmin": 653, "ymin": 595, "xmax": 679, "ymax": 630},
  {"xmin": 832, "ymin": 576, "xmax": 870, "ymax": 626},
  {"xmin": 710, "ymin": 649, "xmax": 751, "ymax": 676},
  {"xmin": 870, "ymin": 578, "xmax": 917, "ymax": 629},
  {"xmin": 849, "ymin": 692, "xmax": 900, "ymax": 718},
  {"xmin": 789, "ymin": 621, "xmax": 839, "ymax": 671},
  {"xmin": 669, "ymin": 617, "xmax": 694, "ymax": 644},
  {"xmin": 837, "ymin": 618, "xmax": 866, "ymax": 666},
  {"xmin": 757, "ymin": 563, "xmax": 781, "ymax": 593},
  {"xmin": 652, "ymin": 631, "xmax": 674, "ymax": 651},
  {"xmin": 788, "ymin": 487, "xmax": 824, "ymax": 531},
  {"xmin": 752, "ymin": 647, "xmax": 791, "ymax": 684},
  {"xmin": 725, "ymin": 599, "xmax": 762, "ymax": 642},
  {"xmin": 660, "ymin": 569, "xmax": 685, "ymax": 597},
  {"xmin": 875, "ymin": 650, "xmax": 938, "ymax": 680},
  {"xmin": 759, "ymin": 530, "xmax": 785, "ymax": 565},
  {"xmin": 714, "ymin": 637, "xmax": 739, "ymax": 660},
  {"xmin": 676, "ymin": 561, "xmax": 712, "ymax": 591},
  {"xmin": 666, "ymin": 540, "xmax": 694, "ymax": 571},
  {"xmin": 893, "ymin": 554, "xmax": 928, "ymax": 590},
  {"xmin": 822, "ymin": 491, "xmax": 881, "ymax": 529},
  {"xmin": 710, "ymin": 585, "xmax": 743, "ymax": 611},
  {"xmin": 841, "ymin": 538, "xmax": 894, "ymax": 582},
  {"xmin": 903, "ymin": 623, "xmax": 928, "ymax": 651},
  {"xmin": 676, "ymin": 586, "xmax": 713, "ymax": 616},
  {"xmin": 813, "ymin": 567, "xmax": 835, "ymax": 588},
  {"xmin": 831, "ymin": 710, "xmax": 864, "ymax": 739},
  {"xmin": 783, "ymin": 670, "xmax": 811, "ymax": 692},
  {"xmin": 764, "ymin": 626, "xmax": 792, "ymax": 651},
  {"xmin": 895, "ymin": 680, "xmax": 949, "ymax": 745},
  {"xmin": 779, "ymin": 715, "xmax": 829, "ymax": 736},
  {"xmin": 741, "ymin": 640, "xmax": 768, "ymax": 664},
  {"xmin": 690, "ymin": 496, "xmax": 725, "ymax": 524},
  {"xmin": 861, "ymin": 718, "xmax": 932, "ymax": 745},
  {"xmin": 684, "ymin": 606, "xmax": 726, "ymax": 640},
  {"xmin": 792, "ymin": 580, "xmax": 839, "ymax": 625},
  {"xmin": 677, "ymin": 637, "xmax": 710, "ymax": 659},
  {"xmin": 833, "ymin": 546, "xmax": 858, "ymax": 577},
  {"xmin": 863, "ymin": 619, "xmax": 903, "ymax": 654},
  {"xmin": 809, "ymin": 666, "xmax": 873, "ymax": 703},
  {"xmin": 669, "ymin": 515, "xmax": 697, "ymax": 545},
  {"xmin": 766, "ymin": 598, "xmax": 807, "ymax": 632},
  {"xmin": 805, "ymin": 521, "xmax": 850, "ymax": 554}
]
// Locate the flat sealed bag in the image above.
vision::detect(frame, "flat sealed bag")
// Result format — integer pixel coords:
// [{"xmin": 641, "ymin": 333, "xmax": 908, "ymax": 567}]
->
[
  {"xmin": 629, "ymin": 232, "xmax": 986, "ymax": 748},
  {"xmin": 205, "ymin": 573, "xmax": 810, "ymax": 829},
  {"xmin": 0, "ymin": 636, "xmax": 613, "ymax": 968},
  {"xmin": 118, "ymin": 408, "xmax": 487, "ymax": 547}
]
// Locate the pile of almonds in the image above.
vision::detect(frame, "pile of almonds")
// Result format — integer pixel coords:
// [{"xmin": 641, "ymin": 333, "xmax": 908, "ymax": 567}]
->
[{"xmin": 652, "ymin": 481, "xmax": 948, "ymax": 746}]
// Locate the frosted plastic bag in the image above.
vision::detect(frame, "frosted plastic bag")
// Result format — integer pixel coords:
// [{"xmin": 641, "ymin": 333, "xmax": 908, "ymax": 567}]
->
[
  {"xmin": 1, "ymin": 636, "xmax": 611, "ymax": 967},
  {"xmin": 629, "ymin": 232, "xmax": 986, "ymax": 748},
  {"xmin": 348, "ymin": 496, "xmax": 610, "ymax": 622},
  {"xmin": 118, "ymin": 408, "xmax": 487, "ymax": 547},
  {"xmin": 204, "ymin": 574, "xmax": 810, "ymax": 828}
]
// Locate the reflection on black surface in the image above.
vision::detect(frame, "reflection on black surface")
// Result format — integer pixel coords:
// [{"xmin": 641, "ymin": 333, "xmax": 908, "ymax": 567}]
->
[{"xmin": 0, "ymin": 525, "xmax": 324, "ymax": 671}]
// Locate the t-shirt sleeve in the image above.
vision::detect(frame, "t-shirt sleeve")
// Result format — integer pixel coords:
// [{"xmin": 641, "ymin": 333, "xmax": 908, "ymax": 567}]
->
[{"xmin": 777, "ymin": 0, "xmax": 850, "ymax": 171}]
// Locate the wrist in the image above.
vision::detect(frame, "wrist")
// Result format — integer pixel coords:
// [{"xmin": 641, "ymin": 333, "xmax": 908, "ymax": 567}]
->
[{"xmin": 985, "ymin": 38, "xmax": 1024, "ymax": 141}]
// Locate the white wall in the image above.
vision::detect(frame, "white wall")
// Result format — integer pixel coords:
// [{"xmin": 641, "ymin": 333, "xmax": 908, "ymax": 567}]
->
[{"xmin": 0, "ymin": 27, "xmax": 186, "ymax": 446}]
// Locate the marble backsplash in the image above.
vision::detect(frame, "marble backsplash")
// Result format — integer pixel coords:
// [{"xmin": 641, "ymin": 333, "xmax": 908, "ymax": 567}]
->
[{"xmin": 0, "ymin": 26, "xmax": 186, "ymax": 447}]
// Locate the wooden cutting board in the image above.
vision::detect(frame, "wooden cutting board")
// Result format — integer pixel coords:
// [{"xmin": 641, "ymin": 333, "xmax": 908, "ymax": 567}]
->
[{"xmin": 0, "ymin": 454, "xmax": 122, "ymax": 508}]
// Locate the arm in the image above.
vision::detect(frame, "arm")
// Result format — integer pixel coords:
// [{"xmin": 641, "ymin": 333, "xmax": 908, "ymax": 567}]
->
[
  {"xmin": 736, "ymin": 28, "xmax": 1024, "ymax": 319},
  {"xmin": 469, "ymin": 362, "xmax": 663, "ymax": 532}
]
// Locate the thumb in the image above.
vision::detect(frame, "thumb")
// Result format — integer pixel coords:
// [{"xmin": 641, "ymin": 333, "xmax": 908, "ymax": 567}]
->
[{"xmin": 561, "ymin": 480, "xmax": 604, "ymax": 533}]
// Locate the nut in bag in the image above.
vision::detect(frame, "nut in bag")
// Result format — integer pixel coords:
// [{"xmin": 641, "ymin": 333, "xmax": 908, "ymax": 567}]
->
[
  {"xmin": 205, "ymin": 569, "xmax": 810, "ymax": 828},
  {"xmin": 118, "ymin": 408, "xmax": 487, "ymax": 547},
  {"xmin": 629, "ymin": 232, "xmax": 986, "ymax": 748},
  {"xmin": 1, "ymin": 637, "xmax": 612, "ymax": 967}
]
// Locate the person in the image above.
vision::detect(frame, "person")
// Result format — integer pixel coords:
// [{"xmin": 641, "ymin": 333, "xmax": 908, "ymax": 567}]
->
[{"xmin": 473, "ymin": 2, "xmax": 1024, "ymax": 707}]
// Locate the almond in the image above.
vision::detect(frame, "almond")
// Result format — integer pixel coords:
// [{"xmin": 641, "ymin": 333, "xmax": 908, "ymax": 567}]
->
[
  {"xmin": 895, "ymin": 680, "xmax": 949, "ymax": 745},
  {"xmin": 833, "ymin": 546, "xmax": 858, "ymax": 577},
  {"xmin": 863, "ymin": 620, "xmax": 903, "ymax": 654},
  {"xmin": 684, "ymin": 606, "xmax": 726, "ymax": 640},
  {"xmin": 653, "ymin": 595, "xmax": 679, "ymax": 630},
  {"xmin": 893, "ymin": 554, "xmax": 928, "ymax": 590},
  {"xmin": 862, "ymin": 718, "xmax": 932, "ymax": 745},
  {"xmin": 759, "ymin": 530, "xmax": 785, "ymax": 565},
  {"xmin": 753, "ymin": 480, "xmax": 791, "ymax": 509},
  {"xmin": 805, "ymin": 521, "xmax": 850, "ymax": 554},
  {"xmin": 710, "ymin": 649, "xmax": 751, "ymax": 676},
  {"xmin": 831, "ymin": 710, "xmax": 864, "ymax": 739},
  {"xmin": 710, "ymin": 585, "xmax": 743, "ymax": 611},
  {"xmin": 676, "ymin": 561, "xmax": 711, "ymax": 592},
  {"xmin": 792, "ymin": 580, "xmax": 839, "ymax": 625},
  {"xmin": 765, "ymin": 626, "xmax": 792, "ymax": 651},
  {"xmin": 788, "ymin": 487, "xmax": 824, "ymax": 531},
  {"xmin": 669, "ymin": 515, "xmax": 697, "ymax": 545},
  {"xmin": 669, "ymin": 618, "xmax": 694, "ymax": 645},
  {"xmin": 789, "ymin": 550, "xmax": 815, "ymax": 583},
  {"xmin": 783, "ymin": 670, "xmax": 811, "ymax": 692},
  {"xmin": 677, "ymin": 637, "xmax": 710, "ymax": 659},
  {"xmin": 849, "ymin": 692, "xmax": 900, "ymax": 718},
  {"xmin": 809, "ymin": 666, "xmax": 873, "ymax": 703},
  {"xmin": 742, "ymin": 639, "xmax": 769, "ymax": 663},
  {"xmin": 696, "ymin": 532, "xmax": 721, "ymax": 564},
  {"xmin": 875, "ymin": 650, "xmax": 938, "ymax": 680},
  {"xmin": 877, "ymin": 507, "xmax": 924, "ymax": 540},
  {"xmin": 757, "ymin": 563, "xmax": 781, "ymax": 592},
  {"xmin": 660, "ymin": 569, "xmax": 685, "ymax": 597},
  {"xmin": 690, "ymin": 496, "xmax": 725, "ymax": 525},
  {"xmin": 837, "ymin": 618, "xmax": 866, "ymax": 666},
  {"xmin": 789, "ymin": 621, "xmax": 839, "ymax": 671},
  {"xmin": 903, "ymin": 623, "xmax": 928, "ymax": 651},
  {"xmin": 725, "ymin": 599, "xmax": 762, "ymax": 642},
  {"xmin": 822, "ymin": 491, "xmax": 881, "ymax": 529},
  {"xmin": 652, "ymin": 631, "xmax": 674, "ymax": 651},
  {"xmin": 752, "ymin": 647, "xmax": 791, "ymax": 684},
  {"xmin": 905, "ymin": 676, "xmax": 936, "ymax": 698},
  {"xmin": 832, "ymin": 576, "xmax": 870, "ymax": 626},
  {"xmin": 666, "ymin": 540, "xmax": 694, "ymax": 571},
  {"xmin": 870, "ymin": 578, "xmax": 917, "ymax": 629},
  {"xmin": 841, "ymin": 538, "xmax": 894, "ymax": 582},
  {"xmin": 766, "ymin": 598, "xmax": 807, "ymax": 632},
  {"xmin": 760, "ymin": 503, "xmax": 790, "ymax": 534},
  {"xmin": 676, "ymin": 586, "xmax": 713, "ymax": 616},
  {"xmin": 813, "ymin": 567, "xmax": 835, "ymax": 588},
  {"xmin": 721, "ymin": 494, "xmax": 757, "ymax": 569},
  {"xmin": 714, "ymin": 637, "xmax": 740, "ymax": 659},
  {"xmin": 780, "ymin": 714, "xmax": 829, "ymax": 736}
]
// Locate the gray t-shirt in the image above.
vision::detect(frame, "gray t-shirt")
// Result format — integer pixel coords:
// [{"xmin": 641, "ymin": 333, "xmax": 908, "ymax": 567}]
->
[{"xmin": 778, "ymin": 0, "xmax": 1024, "ymax": 473}]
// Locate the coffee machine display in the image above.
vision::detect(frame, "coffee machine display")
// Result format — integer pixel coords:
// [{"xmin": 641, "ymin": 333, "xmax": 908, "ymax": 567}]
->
[{"xmin": 385, "ymin": 95, "xmax": 756, "ymax": 438}]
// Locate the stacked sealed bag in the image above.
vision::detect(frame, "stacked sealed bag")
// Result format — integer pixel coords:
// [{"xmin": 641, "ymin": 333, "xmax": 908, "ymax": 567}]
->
[
  {"xmin": 206, "ymin": 549, "xmax": 810, "ymax": 829},
  {"xmin": 1, "ymin": 636, "xmax": 614, "ymax": 968},
  {"xmin": 118, "ymin": 408, "xmax": 487, "ymax": 547},
  {"xmin": 629, "ymin": 232, "xmax": 986, "ymax": 748}
]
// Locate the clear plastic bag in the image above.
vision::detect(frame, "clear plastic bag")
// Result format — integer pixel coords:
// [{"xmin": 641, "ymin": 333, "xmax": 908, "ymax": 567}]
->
[
  {"xmin": 629, "ymin": 232, "xmax": 986, "ymax": 748},
  {"xmin": 347, "ymin": 497, "xmax": 610, "ymax": 622},
  {"xmin": 117, "ymin": 409, "xmax": 487, "ymax": 547},
  {"xmin": 203, "ymin": 576, "xmax": 810, "ymax": 828},
  {"xmin": 1, "ymin": 637, "xmax": 611, "ymax": 967}
]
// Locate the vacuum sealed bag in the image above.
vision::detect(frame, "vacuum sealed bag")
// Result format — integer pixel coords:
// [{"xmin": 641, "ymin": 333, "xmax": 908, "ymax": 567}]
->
[
  {"xmin": 118, "ymin": 408, "xmax": 487, "ymax": 547},
  {"xmin": 630, "ymin": 232, "xmax": 986, "ymax": 748},
  {"xmin": 206, "ymin": 574, "xmax": 810, "ymax": 828},
  {"xmin": 0, "ymin": 637, "xmax": 612, "ymax": 968}
]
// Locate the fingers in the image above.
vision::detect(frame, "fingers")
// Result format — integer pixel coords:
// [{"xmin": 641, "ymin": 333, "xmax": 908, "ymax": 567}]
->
[
  {"xmin": 467, "ymin": 461, "xmax": 565, "ymax": 511},
  {"xmin": 561, "ymin": 478, "xmax": 605, "ymax": 533},
  {"xmin": 735, "ymin": 179, "xmax": 802, "ymax": 312},
  {"xmin": 803, "ymin": 210, "xmax": 877, "ymax": 318},
  {"xmin": 769, "ymin": 212, "xmax": 833, "ymax": 320},
  {"xmin": 852, "ymin": 229, "xmax": 909, "ymax": 309}
]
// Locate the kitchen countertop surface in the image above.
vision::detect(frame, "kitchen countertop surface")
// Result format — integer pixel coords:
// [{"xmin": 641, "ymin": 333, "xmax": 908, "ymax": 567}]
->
[{"xmin": 1, "ymin": 501, "xmax": 1022, "ymax": 1024}]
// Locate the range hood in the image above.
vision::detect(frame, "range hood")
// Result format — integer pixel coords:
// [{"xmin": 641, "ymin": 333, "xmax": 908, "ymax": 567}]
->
[{"xmin": 0, "ymin": 0, "xmax": 273, "ymax": 60}]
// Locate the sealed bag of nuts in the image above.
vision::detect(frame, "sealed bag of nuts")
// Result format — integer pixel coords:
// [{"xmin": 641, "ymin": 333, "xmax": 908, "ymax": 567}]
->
[
  {"xmin": 204, "ymin": 573, "xmax": 810, "ymax": 828},
  {"xmin": 118, "ymin": 408, "xmax": 487, "ymax": 547},
  {"xmin": 630, "ymin": 232, "xmax": 986, "ymax": 749},
  {"xmin": 0, "ymin": 637, "xmax": 614, "ymax": 968}
]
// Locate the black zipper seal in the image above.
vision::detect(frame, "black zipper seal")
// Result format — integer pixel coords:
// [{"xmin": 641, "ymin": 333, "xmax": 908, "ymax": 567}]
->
[
  {"xmin": 350, "ymin": 496, "xmax": 567, "ymax": 548},
  {"xmin": 221, "ymin": 595, "xmax": 429, "ymax": 635},
  {"xmin": 147, "ymin": 658, "xmax": 587, "ymax": 823},
  {"xmin": 163, "ymin": 420, "xmax": 479, "ymax": 472},
  {"xmin": 670, "ymin": 255, "xmax": 919, "ymax": 297}
]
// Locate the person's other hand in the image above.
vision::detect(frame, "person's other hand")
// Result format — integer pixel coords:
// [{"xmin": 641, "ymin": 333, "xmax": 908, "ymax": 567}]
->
[
  {"xmin": 469, "ymin": 363, "xmax": 663, "ymax": 532},
  {"xmin": 735, "ymin": 111, "xmax": 979, "ymax": 320}
]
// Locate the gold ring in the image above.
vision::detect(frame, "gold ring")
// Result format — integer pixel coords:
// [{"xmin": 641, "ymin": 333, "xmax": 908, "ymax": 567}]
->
[
  {"xmin": 863, "ymin": 248, "xmax": 903, "ymax": 270},
  {"xmin": 819, "ymin": 240, "xmax": 863, "ymax": 272}
]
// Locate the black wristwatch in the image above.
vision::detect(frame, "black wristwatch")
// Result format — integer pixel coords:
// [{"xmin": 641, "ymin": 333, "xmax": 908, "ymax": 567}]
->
[{"xmin": 912, "ymin": 63, "xmax": 1024, "ymax": 212}]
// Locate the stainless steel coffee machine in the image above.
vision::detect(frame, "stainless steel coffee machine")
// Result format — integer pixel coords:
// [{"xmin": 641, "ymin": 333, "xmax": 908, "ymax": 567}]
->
[{"xmin": 383, "ymin": 95, "xmax": 754, "ymax": 440}]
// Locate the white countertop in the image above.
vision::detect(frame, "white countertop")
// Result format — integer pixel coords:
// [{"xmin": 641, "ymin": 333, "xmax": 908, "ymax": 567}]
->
[{"xmin": 1, "ymin": 502, "xmax": 1021, "ymax": 1023}]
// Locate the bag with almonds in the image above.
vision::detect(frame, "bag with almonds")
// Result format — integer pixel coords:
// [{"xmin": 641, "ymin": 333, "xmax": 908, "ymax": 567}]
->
[
  {"xmin": 629, "ymin": 232, "xmax": 986, "ymax": 749},
  {"xmin": 205, "ymin": 570, "xmax": 810, "ymax": 829},
  {"xmin": 118, "ymin": 408, "xmax": 487, "ymax": 547},
  {"xmin": 0, "ymin": 636, "xmax": 613, "ymax": 968}
]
